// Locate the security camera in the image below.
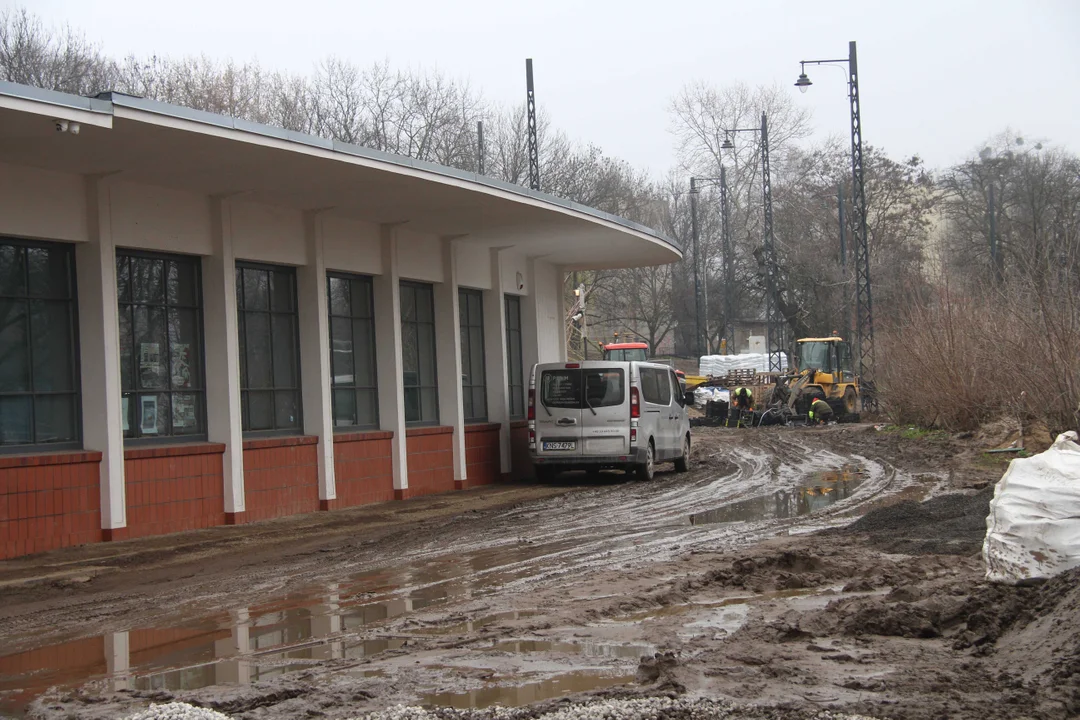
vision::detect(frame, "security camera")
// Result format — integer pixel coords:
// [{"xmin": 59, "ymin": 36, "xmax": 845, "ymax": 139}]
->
[
  {"xmin": 68, "ymin": 122, "xmax": 80, "ymax": 135},
  {"xmin": 54, "ymin": 119, "xmax": 69, "ymax": 133}
]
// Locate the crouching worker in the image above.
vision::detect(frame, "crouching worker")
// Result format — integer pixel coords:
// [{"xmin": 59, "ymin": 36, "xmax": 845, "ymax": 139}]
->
[
  {"xmin": 808, "ymin": 397, "xmax": 834, "ymax": 425},
  {"xmin": 727, "ymin": 387, "xmax": 754, "ymax": 428}
]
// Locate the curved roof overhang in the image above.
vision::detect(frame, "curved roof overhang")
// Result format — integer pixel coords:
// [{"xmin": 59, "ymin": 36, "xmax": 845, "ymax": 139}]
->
[{"xmin": 0, "ymin": 82, "xmax": 681, "ymax": 270}]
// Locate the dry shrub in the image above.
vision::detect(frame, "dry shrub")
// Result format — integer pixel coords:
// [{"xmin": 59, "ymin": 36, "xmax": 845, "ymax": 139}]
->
[{"xmin": 877, "ymin": 276, "xmax": 1080, "ymax": 434}]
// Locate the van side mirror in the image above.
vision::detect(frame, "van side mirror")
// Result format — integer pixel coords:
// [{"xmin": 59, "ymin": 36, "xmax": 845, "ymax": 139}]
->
[{"xmin": 684, "ymin": 390, "xmax": 695, "ymax": 407}]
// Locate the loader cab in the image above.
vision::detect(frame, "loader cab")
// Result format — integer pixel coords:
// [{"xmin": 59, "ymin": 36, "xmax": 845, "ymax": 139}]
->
[
  {"xmin": 796, "ymin": 337, "xmax": 854, "ymax": 378},
  {"xmin": 602, "ymin": 342, "xmax": 649, "ymax": 362}
]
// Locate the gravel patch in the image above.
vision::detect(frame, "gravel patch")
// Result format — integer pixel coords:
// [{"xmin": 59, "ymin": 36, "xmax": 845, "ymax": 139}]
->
[{"xmin": 124, "ymin": 699, "xmax": 879, "ymax": 720}]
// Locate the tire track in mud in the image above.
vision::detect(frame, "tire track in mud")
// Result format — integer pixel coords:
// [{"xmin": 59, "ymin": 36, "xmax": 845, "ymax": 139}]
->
[{"xmin": 362, "ymin": 430, "xmax": 921, "ymax": 607}]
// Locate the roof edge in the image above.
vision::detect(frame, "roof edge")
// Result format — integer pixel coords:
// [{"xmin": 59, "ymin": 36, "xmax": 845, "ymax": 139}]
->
[{"xmin": 0, "ymin": 81, "xmax": 679, "ymax": 254}]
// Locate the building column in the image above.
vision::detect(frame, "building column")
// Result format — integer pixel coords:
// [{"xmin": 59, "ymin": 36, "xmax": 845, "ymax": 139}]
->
[
  {"xmin": 298, "ymin": 211, "xmax": 336, "ymax": 509},
  {"xmin": 521, "ymin": 257, "xmax": 541, "ymax": 374},
  {"xmin": 435, "ymin": 239, "xmax": 466, "ymax": 487},
  {"xmin": 372, "ymin": 225, "xmax": 408, "ymax": 495},
  {"xmin": 482, "ymin": 248, "xmax": 511, "ymax": 474},
  {"xmin": 78, "ymin": 176, "xmax": 126, "ymax": 540},
  {"xmin": 205, "ymin": 196, "xmax": 246, "ymax": 523}
]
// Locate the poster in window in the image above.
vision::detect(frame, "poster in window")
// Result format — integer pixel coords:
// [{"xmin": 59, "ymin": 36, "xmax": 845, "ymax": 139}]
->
[
  {"xmin": 140, "ymin": 395, "xmax": 159, "ymax": 434},
  {"xmin": 121, "ymin": 396, "xmax": 129, "ymax": 432},
  {"xmin": 173, "ymin": 394, "xmax": 196, "ymax": 429},
  {"xmin": 142, "ymin": 343, "xmax": 163, "ymax": 377},
  {"xmin": 171, "ymin": 343, "xmax": 191, "ymax": 388}
]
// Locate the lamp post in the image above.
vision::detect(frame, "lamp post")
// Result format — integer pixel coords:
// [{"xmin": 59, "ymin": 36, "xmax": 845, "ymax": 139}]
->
[
  {"xmin": 796, "ymin": 41, "xmax": 875, "ymax": 395},
  {"xmin": 721, "ymin": 112, "xmax": 782, "ymax": 373},
  {"xmin": 689, "ymin": 177, "xmax": 705, "ymax": 357}
]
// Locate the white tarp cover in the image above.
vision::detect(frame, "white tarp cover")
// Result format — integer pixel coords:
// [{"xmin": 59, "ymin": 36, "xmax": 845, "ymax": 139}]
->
[
  {"xmin": 698, "ymin": 352, "xmax": 788, "ymax": 377},
  {"xmin": 983, "ymin": 431, "xmax": 1080, "ymax": 584},
  {"xmin": 693, "ymin": 387, "xmax": 730, "ymax": 408}
]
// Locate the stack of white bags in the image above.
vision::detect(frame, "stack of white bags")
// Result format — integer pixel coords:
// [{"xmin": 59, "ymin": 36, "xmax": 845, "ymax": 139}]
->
[{"xmin": 698, "ymin": 352, "xmax": 788, "ymax": 377}]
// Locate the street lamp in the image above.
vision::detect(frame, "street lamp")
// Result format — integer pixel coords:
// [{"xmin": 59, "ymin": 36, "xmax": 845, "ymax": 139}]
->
[
  {"xmin": 721, "ymin": 112, "xmax": 783, "ymax": 374},
  {"xmin": 689, "ymin": 171, "xmax": 737, "ymax": 357},
  {"xmin": 795, "ymin": 41, "xmax": 875, "ymax": 395}
]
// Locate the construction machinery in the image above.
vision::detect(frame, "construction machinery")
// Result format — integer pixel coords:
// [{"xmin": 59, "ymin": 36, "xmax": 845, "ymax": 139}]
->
[
  {"xmin": 600, "ymin": 340, "xmax": 690, "ymax": 386},
  {"xmin": 771, "ymin": 335, "xmax": 860, "ymax": 421},
  {"xmin": 600, "ymin": 341, "xmax": 649, "ymax": 362},
  {"xmin": 687, "ymin": 335, "xmax": 861, "ymax": 427}
]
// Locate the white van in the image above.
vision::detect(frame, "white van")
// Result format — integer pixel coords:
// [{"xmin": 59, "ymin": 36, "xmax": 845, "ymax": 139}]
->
[{"xmin": 527, "ymin": 361, "xmax": 691, "ymax": 481}]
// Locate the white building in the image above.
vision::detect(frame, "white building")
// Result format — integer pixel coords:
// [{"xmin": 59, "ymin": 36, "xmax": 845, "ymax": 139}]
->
[{"xmin": 0, "ymin": 82, "xmax": 680, "ymax": 559}]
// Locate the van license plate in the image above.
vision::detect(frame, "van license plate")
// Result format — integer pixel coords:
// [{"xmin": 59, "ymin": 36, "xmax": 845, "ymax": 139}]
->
[{"xmin": 543, "ymin": 441, "xmax": 576, "ymax": 451}]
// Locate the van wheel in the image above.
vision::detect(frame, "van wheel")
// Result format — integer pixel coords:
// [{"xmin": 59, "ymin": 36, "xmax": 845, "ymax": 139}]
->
[
  {"xmin": 674, "ymin": 435, "xmax": 690, "ymax": 473},
  {"xmin": 637, "ymin": 441, "xmax": 656, "ymax": 481}
]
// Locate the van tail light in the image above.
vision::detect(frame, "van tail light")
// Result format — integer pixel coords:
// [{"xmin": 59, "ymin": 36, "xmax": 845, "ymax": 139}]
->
[
  {"xmin": 630, "ymin": 387, "xmax": 640, "ymax": 419},
  {"xmin": 528, "ymin": 429, "xmax": 535, "ymax": 450},
  {"xmin": 528, "ymin": 389, "xmax": 535, "ymax": 420},
  {"xmin": 630, "ymin": 428, "xmax": 637, "ymax": 445}
]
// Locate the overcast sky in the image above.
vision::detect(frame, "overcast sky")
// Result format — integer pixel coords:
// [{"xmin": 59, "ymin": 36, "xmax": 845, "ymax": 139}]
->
[{"xmin": 21, "ymin": 0, "xmax": 1080, "ymax": 176}]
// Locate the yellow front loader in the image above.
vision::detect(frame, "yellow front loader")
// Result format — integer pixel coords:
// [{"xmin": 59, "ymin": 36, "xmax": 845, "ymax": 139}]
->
[{"xmin": 785, "ymin": 336, "xmax": 861, "ymax": 418}]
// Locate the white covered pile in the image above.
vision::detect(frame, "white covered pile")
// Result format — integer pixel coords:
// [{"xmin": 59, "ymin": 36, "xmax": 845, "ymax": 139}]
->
[
  {"xmin": 983, "ymin": 430, "xmax": 1080, "ymax": 584},
  {"xmin": 698, "ymin": 352, "xmax": 788, "ymax": 377},
  {"xmin": 693, "ymin": 386, "xmax": 730, "ymax": 408}
]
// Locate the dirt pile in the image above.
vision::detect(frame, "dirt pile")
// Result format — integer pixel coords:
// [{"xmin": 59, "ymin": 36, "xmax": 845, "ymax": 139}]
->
[{"xmin": 826, "ymin": 487, "xmax": 994, "ymax": 555}]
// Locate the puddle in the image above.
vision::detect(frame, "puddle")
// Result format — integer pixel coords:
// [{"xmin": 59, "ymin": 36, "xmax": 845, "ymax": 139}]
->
[
  {"xmin": 421, "ymin": 671, "xmax": 635, "ymax": 709},
  {"xmin": 0, "ymin": 540, "xmax": 577, "ymax": 717},
  {"xmin": 623, "ymin": 587, "xmax": 819, "ymax": 622},
  {"xmin": 690, "ymin": 466, "xmax": 866, "ymax": 525},
  {"xmin": 492, "ymin": 639, "xmax": 654, "ymax": 659},
  {"xmin": 680, "ymin": 605, "xmax": 750, "ymax": 637},
  {"xmin": 411, "ymin": 610, "xmax": 539, "ymax": 636}
]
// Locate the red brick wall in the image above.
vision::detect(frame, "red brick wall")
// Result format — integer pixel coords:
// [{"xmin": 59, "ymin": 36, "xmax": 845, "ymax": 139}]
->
[
  {"xmin": 463, "ymin": 423, "xmax": 501, "ymax": 488},
  {"xmin": 123, "ymin": 444, "xmax": 226, "ymax": 539},
  {"xmin": 242, "ymin": 436, "xmax": 320, "ymax": 522},
  {"xmin": 333, "ymin": 431, "xmax": 394, "ymax": 508},
  {"xmin": 403, "ymin": 426, "xmax": 454, "ymax": 498},
  {"xmin": 509, "ymin": 420, "xmax": 535, "ymax": 481},
  {"xmin": 0, "ymin": 451, "xmax": 103, "ymax": 559}
]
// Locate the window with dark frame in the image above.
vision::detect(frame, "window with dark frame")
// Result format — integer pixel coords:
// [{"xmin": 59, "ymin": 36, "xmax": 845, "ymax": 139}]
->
[
  {"xmin": 117, "ymin": 251, "xmax": 206, "ymax": 440},
  {"xmin": 400, "ymin": 281, "xmax": 438, "ymax": 425},
  {"xmin": 459, "ymin": 288, "xmax": 487, "ymax": 422},
  {"xmin": 327, "ymin": 272, "xmax": 379, "ymax": 430},
  {"xmin": 505, "ymin": 294, "xmax": 524, "ymax": 419},
  {"xmin": 236, "ymin": 263, "xmax": 302, "ymax": 433},
  {"xmin": 0, "ymin": 239, "xmax": 80, "ymax": 449}
]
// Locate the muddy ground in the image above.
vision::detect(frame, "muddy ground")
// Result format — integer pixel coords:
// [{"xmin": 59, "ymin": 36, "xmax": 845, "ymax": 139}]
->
[{"xmin": 1, "ymin": 424, "xmax": 1077, "ymax": 720}]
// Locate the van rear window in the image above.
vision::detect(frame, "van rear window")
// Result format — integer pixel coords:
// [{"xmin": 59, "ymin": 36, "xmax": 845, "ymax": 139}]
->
[
  {"xmin": 539, "ymin": 368, "xmax": 625, "ymax": 409},
  {"xmin": 540, "ymin": 370, "xmax": 581, "ymax": 408}
]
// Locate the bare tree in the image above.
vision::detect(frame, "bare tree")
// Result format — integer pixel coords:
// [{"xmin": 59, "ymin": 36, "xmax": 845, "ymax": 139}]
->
[{"xmin": 0, "ymin": 7, "xmax": 116, "ymax": 94}]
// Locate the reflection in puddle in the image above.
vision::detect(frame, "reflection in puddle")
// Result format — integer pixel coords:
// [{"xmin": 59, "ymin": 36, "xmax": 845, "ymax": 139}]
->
[
  {"xmin": 492, "ymin": 639, "xmax": 654, "ymax": 659},
  {"xmin": 689, "ymin": 466, "xmax": 865, "ymax": 525},
  {"xmin": 412, "ymin": 610, "xmax": 538, "ymax": 636},
  {"xmin": 422, "ymin": 672, "xmax": 635, "ymax": 709},
  {"xmin": 0, "ymin": 540, "xmax": 577, "ymax": 717}
]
